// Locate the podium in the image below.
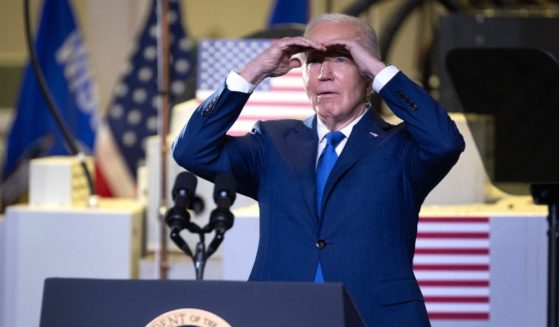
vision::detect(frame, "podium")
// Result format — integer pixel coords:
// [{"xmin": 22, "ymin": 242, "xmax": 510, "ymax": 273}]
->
[{"xmin": 40, "ymin": 278, "xmax": 364, "ymax": 326}]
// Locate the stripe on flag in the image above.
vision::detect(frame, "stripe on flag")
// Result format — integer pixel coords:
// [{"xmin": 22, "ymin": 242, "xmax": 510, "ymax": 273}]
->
[
  {"xmin": 415, "ymin": 217, "xmax": 490, "ymax": 320},
  {"xmin": 197, "ymin": 39, "xmax": 314, "ymax": 136}
]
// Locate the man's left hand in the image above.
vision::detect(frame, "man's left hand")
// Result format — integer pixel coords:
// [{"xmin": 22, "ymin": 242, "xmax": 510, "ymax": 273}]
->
[{"xmin": 320, "ymin": 39, "xmax": 387, "ymax": 80}]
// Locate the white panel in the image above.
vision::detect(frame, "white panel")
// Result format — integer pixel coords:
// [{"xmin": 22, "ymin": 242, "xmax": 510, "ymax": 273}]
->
[
  {"xmin": 2, "ymin": 201, "xmax": 143, "ymax": 327},
  {"xmin": 425, "ymin": 115, "xmax": 487, "ymax": 205},
  {"xmin": 222, "ymin": 209, "xmax": 260, "ymax": 281},
  {"xmin": 29, "ymin": 157, "xmax": 92, "ymax": 207}
]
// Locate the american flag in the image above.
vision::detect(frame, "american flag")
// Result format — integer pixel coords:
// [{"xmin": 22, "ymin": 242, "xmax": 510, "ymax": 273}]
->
[
  {"xmin": 196, "ymin": 39, "xmax": 315, "ymax": 135},
  {"xmin": 197, "ymin": 41, "xmax": 490, "ymax": 321},
  {"xmin": 96, "ymin": 0, "xmax": 195, "ymax": 197},
  {"xmin": 415, "ymin": 217, "xmax": 490, "ymax": 320}
]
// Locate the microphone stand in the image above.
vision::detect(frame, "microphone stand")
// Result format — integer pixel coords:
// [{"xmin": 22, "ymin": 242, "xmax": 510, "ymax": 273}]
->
[
  {"xmin": 193, "ymin": 233, "xmax": 206, "ymax": 280},
  {"xmin": 167, "ymin": 172, "xmax": 236, "ymax": 280},
  {"xmin": 187, "ymin": 222, "xmax": 209, "ymax": 281},
  {"xmin": 167, "ymin": 215, "xmax": 233, "ymax": 280}
]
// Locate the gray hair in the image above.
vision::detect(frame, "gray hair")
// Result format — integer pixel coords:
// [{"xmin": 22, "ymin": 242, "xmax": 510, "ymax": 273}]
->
[{"xmin": 304, "ymin": 13, "xmax": 380, "ymax": 59}]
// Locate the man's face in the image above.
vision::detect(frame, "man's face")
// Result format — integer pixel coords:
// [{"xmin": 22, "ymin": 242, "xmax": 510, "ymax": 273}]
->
[{"xmin": 302, "ymin": 21, "xmax": 370, "ymax": 128}]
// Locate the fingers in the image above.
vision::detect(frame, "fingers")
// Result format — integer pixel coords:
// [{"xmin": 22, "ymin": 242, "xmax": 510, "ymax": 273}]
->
[
  {"xmin": 275, "ymin": 37, "xmax": 366, "ymax": 57},
  {"xmin": 319, "ymin": 39, "xmax": 385, "ymax": 78},
  {"xmin": 274, "ymin": 37, "xmax": 326, "ymax": 56},
  {"xmin": 320, "ymin": 39, "xmax": 358, "ymax": 53}
]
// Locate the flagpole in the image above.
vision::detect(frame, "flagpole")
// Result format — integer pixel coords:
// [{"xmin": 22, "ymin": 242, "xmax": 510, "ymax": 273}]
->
[{"xmin": 157, "ymin": 0, "xmax": 171, "ymax": 280}]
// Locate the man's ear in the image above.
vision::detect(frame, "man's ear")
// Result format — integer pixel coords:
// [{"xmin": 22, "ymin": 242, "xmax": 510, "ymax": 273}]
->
[
  {"xmin": 365, "ymin": 78, "xmax": 373, "ymax": 94},
  {"xmin": 365, "ymin": 82, "xmax": 373, "ymax": 104},
  {"xmin": 294, "ymin": 52, "xmax": 306, "ymax": 66},
  {"xmin": 289, "ymin": 57, "xmax": 302, "ymax": 69}
]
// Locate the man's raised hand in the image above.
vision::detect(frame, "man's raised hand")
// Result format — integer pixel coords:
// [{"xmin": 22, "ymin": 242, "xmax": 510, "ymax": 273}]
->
[
  {"xmin": 240, "ymin": 37, "xmax": 325, "ymax": 85},
  {"xmin": 321, "ymin": 39, "xmax": 386, "ymax": 80}
]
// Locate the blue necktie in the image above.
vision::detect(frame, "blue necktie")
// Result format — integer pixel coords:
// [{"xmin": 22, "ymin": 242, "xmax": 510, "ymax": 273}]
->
[{"xmin": 314, "ymin": 131, "xmax": 345, "ymax": 283}]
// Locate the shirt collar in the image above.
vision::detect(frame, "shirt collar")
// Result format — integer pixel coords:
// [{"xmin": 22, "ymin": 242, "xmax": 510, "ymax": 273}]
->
[{"xmin": 316, "ymin": 108, "xmax": 368, "ymax": 144}]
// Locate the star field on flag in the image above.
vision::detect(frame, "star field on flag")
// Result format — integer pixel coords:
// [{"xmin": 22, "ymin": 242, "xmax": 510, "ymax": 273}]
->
[{"xmin": 197, "ymin": 39, "xmax": 314, "ymax": 136}]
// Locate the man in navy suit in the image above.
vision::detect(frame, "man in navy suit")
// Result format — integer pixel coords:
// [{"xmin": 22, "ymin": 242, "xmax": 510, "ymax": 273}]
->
[{"xmin": 173, "ymin": 13, "xmax": 464, "ymax": 326}]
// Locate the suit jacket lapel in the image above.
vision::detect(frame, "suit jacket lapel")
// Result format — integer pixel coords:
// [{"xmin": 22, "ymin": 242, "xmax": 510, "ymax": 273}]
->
[
  {"xmin": 286, "ymin": 116, "xmax": 319, "ymax": 223},
  {"xmin": 320, "ymin": 111, "xmax": 390, "ymax": 211}
]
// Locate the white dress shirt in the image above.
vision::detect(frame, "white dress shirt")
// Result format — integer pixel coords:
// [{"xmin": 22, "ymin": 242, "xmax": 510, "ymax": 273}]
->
[{"xmin": 224, "ymin": 65, "xmax": 400, "ymax": 159}]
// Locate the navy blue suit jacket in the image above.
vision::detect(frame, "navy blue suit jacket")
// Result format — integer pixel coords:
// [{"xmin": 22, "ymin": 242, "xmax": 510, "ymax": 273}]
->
[{"xmin": 173, "ymin": 71, "xmax": 465, "ymax": 326}]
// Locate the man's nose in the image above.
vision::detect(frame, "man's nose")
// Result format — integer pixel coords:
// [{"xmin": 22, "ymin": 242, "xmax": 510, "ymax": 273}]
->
[{"xmin": 318, "ymin": 61, "xmax": 333, "ymax": 80}]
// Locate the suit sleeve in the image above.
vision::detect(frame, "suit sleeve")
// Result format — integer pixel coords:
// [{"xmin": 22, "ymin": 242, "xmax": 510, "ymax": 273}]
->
[
  {"xmin": 171, "ymin": 83, "xmax": 263, "ymax": 199},
  {"xmin": 379, "ymin": 71, "xmax": 466, "ymax": 199}
]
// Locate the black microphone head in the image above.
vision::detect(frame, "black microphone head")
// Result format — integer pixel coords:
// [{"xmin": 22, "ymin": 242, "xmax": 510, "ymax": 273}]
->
[
  {"xmin": 189, "ymin": 195, "xmax": 205, "ymax": 215},
  {"xmin": 172, "ymin": 171, "xmax": 197, "ymax": 201},
  {"xmin": 213, "ymin": 172, "xmax": 236, "ymax": 207}
]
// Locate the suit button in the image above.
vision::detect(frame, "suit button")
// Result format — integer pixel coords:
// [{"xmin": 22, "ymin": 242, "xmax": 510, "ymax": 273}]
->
[{"xmin": 316, "ymin": 240, "xmax": 326, "ymax": 249}]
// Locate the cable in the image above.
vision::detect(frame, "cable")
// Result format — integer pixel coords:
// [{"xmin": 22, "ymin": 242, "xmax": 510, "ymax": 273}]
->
[
  {"xmin": 342, "ymin": 0, "xmax": 384, "ymax": 17},
  {"xmin": 23, "ymin": 0, "xmax": 95, "ymax": 200}
]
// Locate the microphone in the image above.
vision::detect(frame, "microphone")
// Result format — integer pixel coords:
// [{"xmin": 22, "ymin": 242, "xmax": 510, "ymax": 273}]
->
[
  {"xmin": 213, "ymin": 172, "xmax": 236, "ymax": 209},
  {"xmin": 166, "ymin": 171, "xmax": 197, "ymax": 233},
  {"xmin": 189, "ymin": 195, "xmax": 205, "ymax": 215},
  {"xmin": 205, "ymin": 173, "xmax": 237, "ymax": 257},
  {"xmin": 208, "ymin": 173, "xmax": 237, "ymax": 234},
  {"xmin": 172, "ymin": 171, "xmax": 197, "ymax": 207}
]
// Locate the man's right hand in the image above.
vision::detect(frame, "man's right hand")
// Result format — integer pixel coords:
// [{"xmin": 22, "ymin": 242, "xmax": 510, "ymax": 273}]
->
[{"xmin": 239, "ymin": 37, "xmax": 325, "ymax": 86}]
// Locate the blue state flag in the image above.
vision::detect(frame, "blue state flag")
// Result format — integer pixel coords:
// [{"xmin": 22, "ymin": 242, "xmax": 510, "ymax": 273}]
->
[
  {"xmin": 268, "ymin": 0, "xmax": 309, "ymax": 26},
  {"xmin": 1, "ymin": 0, "xmax": 98, "ymax": 207}
]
